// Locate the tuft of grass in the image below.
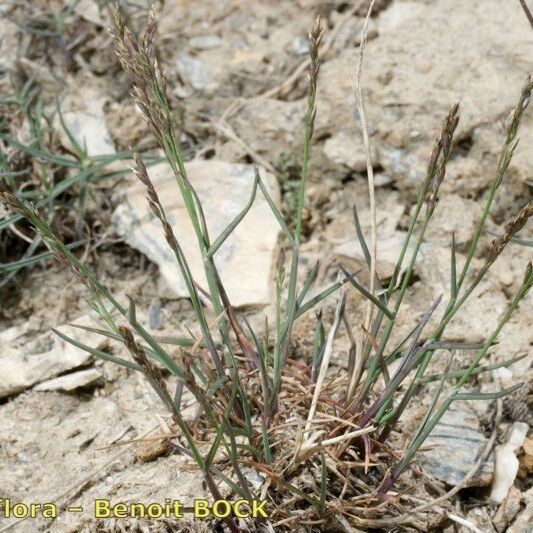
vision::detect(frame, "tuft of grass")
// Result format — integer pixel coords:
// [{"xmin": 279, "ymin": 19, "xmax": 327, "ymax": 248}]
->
[
  {"xmin": 0, "ymin": 0, "xmax": 160, "ymax": 287},
  {"xmin": 2, "ymin": 7, "xmax": 532, "ymax": 530},
  {"xmin": 0, "ymin": 72, "xmax": 162, "ymax": 286}
]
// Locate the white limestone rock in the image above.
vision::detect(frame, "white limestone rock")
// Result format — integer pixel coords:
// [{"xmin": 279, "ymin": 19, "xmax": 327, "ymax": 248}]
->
[{"xmin": 112, "ymin": 160, "xmax": 281, "ymax": 307}]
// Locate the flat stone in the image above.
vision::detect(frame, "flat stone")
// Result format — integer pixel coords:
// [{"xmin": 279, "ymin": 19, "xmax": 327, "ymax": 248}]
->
[
  {"xmin": 112, "ymin": 160, "xmax": 281, "ymax": 307},
  {"xmin": 0, "ymin": 317, "xmax": 103, "ymax": 398},
  {"xmin": 0, "ymin": 323, "xmax": 29, "ymax": 344},
  {"xmin": 424, "ymin": 194, "xmax": 483, "ymax": 246},
  {"xmin": 374, "ymin": 173, "xmax": 394, "ymax": 187},
  {"xmin": 34, "ymin": 368, "xmax": 103, "ymax": 392},
  {"xmin": 419, "ymin": 407, "xmax": 493, "ymax": 487},
  {"xmin": 74, "ymin": 0, "xmax": 105, "ymax": 26},
  {"xmin": 230, "ymin": 97, "xmax": 304, "ymax": 156}
]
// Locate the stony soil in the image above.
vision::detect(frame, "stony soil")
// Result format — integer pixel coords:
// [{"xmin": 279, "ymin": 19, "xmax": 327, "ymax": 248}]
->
[{"xmin": 0, "ymin": 1, "xmax": 532, "ymax": 532}]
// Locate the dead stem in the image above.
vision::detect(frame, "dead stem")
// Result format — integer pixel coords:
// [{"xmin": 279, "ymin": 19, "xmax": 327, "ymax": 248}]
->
[
  {"xmin": 519, "ymin": 0, "xmax": 533, "ymax": 29},
  {"xmin": 353, "ymin": 0, "xmax": 378, "ymax": 352}
]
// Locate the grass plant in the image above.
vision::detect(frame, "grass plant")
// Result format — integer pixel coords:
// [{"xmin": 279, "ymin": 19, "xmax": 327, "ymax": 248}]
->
[{"xmin": 1, "ymin": 6, "xmax": 532, "ymax": 530}]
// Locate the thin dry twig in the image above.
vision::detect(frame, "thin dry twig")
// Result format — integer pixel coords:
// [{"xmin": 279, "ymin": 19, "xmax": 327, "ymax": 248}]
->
[
  {"xmin": 519, "ymin": 0, "xmax": 533, "ymax": 29},
  {"xmin": 299, "ymin": 425, "xmax": 376, "ymax": 456},
  {"xmin": 303, "ymin": 290, "xmax": 345, "ymax": 437},
  {"xmin": 346, "ymin": 0, "xmax": 377, "ymax": 403},
  {"xmin": 207, "ymin": 118, "xmax": 279, "ymax": 176},
  {"xmin": 354, "ymin": 0, "xmax": 377, "ymax": 334},
  {"xmin": 447, "ymin": 512, "xmax": 484, "ymax": 533}
]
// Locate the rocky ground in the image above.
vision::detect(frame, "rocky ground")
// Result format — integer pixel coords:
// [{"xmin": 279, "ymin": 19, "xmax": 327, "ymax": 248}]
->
[{"xmin": 0, "ymin": 1, "xmax": 532, "ymax": 531}]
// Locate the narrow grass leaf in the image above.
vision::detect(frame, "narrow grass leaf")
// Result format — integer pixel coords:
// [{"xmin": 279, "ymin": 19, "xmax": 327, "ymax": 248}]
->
[
  {"xmin": 56, "ymin": 97, "xmax": 86, "ymax": 159},
  {"xmin": 450, "ymin": 232, "xmax": 457, "ymax": 300},
  {"xmin": 205, "ymin": 172, "xmax": 259, "ymax": 259},
  {"xmin": 352, "ymin": 204, "xmax": 382, "ymax": 290},
  {"xmin": 296, "ymin": 260, "xmax": 320, "ymax": 308},
  {"xmin": 52, "ymin": 328, "xmax": 141, "ymax": 371},
  {"xmin": 419, "ymin": 353, "xmax": 527, "ymax": 384},
  {"xmin": 406, "ymin": 352, "xmax": 454, "ymax": 445},
  {"xmin": 454, "ymin": 383, "xmax": 523, "ymax": 401},
  {"xmin": 256, "ymin": 167, "xmax": 295, "ymax": 246},
  {"xmin": 295, "ymin": 273, "xmax": 352, "ymax": 319},
  {"xmin": 340, "ymin": 266, "xmax": 394, "ymax": 320}
]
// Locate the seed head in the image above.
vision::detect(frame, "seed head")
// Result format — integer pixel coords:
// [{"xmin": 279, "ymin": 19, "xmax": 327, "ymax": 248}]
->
[
  {"xmin": 485, "ymin": 201, "xmax": 533, "ymax": 264},
  {"xmin": 425, "ymin": 103, "xmax": 460, "ymax": 215}
]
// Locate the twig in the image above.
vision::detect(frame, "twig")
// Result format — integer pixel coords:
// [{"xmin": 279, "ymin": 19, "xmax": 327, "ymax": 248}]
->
[
  {"xmin": 96, "ymin": 432, "xmax": 179, "ymax": 451},
  {"xmin": 354, "ymin": 0, "xmax": 377, "ymax": 342},
  {"xmin": 519, "ymin": 0, "xmax": 533, "ymax": 28},
  {"xmin": 299, "ymin": 425, "xmax": 376, "ymax": 456},
  {"xmin": 206, "ymin": 118, "xmax": 279, "ymax": 176},
  {"xmin": 304, "ymin": 290, "xmax": 346, "ymax": 437},
  {"xmin": 447, "ymin": 512, "xmax": 484, "ymax": 533},
  {"xmin": 7, "ymin": 223, "xmax": 33, "ymax": 244}
]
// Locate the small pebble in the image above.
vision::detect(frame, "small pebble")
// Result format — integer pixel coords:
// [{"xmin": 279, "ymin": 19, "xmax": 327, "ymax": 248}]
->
[
  {"xmin": 374, "ymin": 173, "xmax": 394, "ymax": 187},
  {"xmin": 499, "ymin": 270, "xmax": 514, "ymax": 286},
  {"xmin": 292, "ymin": 36, "xmax": 309, "ymax": 56}
]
